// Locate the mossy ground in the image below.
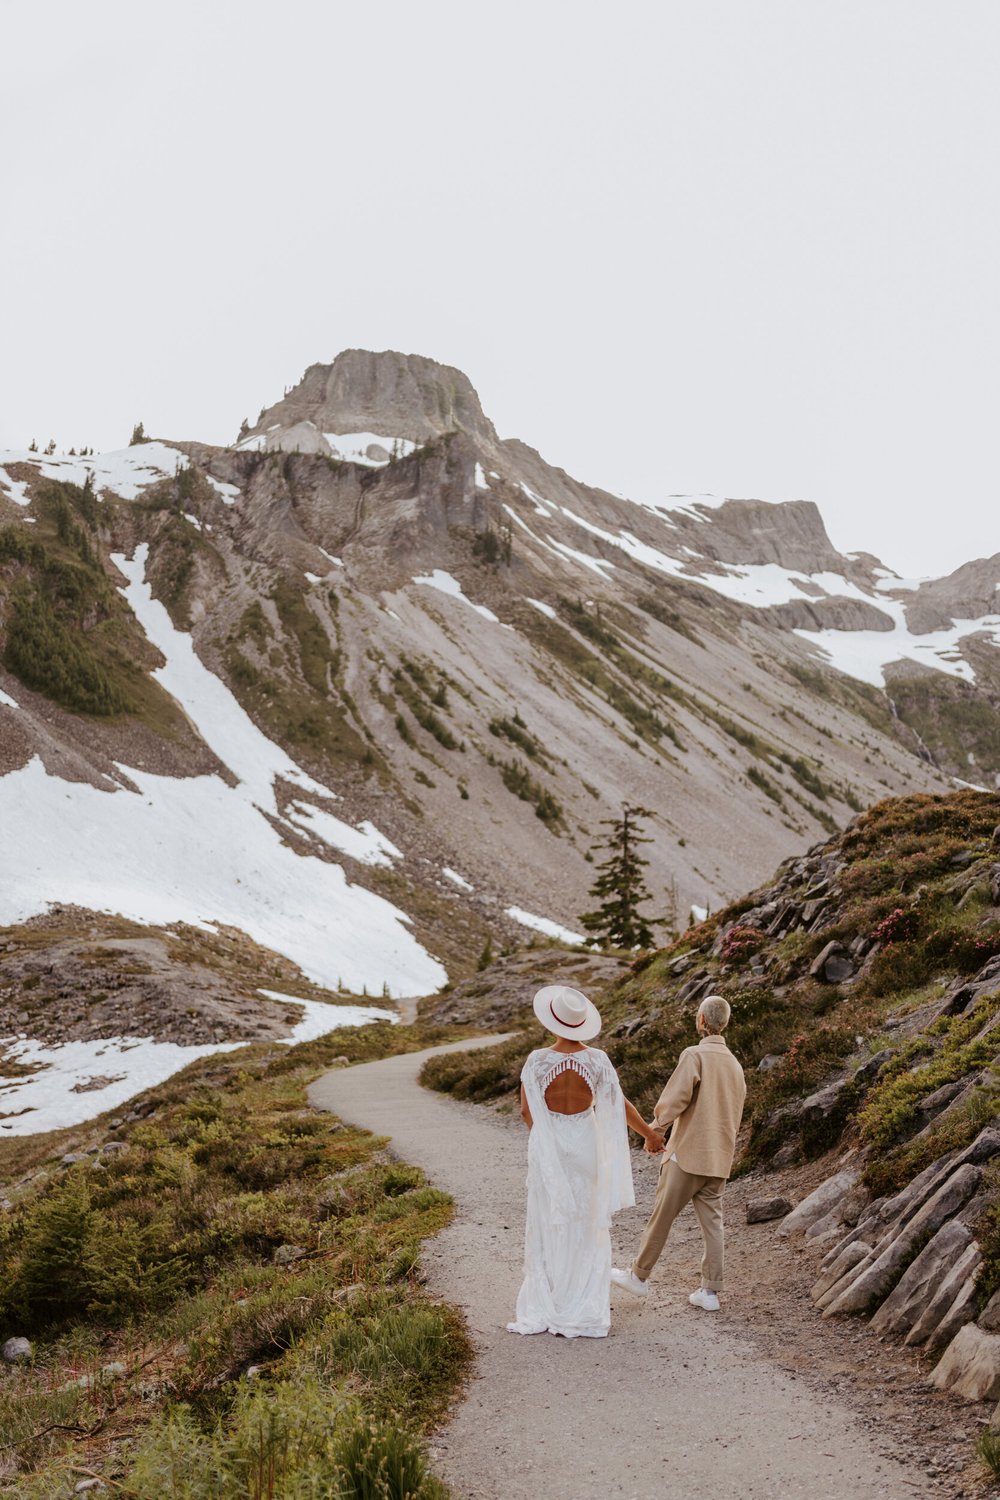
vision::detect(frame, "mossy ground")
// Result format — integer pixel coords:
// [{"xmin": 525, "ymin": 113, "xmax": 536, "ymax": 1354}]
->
[{"xmin": 0, "ymin": 1020, "xmax": 472, "ymax": 1497}]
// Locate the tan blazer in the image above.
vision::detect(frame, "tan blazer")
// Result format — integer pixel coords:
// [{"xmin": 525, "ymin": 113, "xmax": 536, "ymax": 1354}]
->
[{"xmin": 653, "ymin": 1035, "xmax": 746, "ymax": 1180}]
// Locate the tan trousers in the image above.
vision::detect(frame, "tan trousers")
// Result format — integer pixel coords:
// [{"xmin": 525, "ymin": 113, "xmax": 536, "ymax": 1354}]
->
[{"xmin": 632, "ymin": 1158, "xmax": 726, "ymax": 1292}]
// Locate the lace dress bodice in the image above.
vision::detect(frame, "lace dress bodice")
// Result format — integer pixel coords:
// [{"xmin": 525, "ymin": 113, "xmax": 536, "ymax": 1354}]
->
[{"xmin": 530, "ymin": 1046, "xmax": 605, "ymax": 1106}]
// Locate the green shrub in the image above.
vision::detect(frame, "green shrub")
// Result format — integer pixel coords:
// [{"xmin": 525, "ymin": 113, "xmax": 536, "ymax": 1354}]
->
[
  {"xmin": 857, "ymin": 993, "xmax": 1000, "ymax": 1148},
  {"xmin": 499, "ymin": 758, "xmax": 563, "ymax": 827},
  {"xmin": 3, "ymin": 589, "xmax": 130, "ymax": 715}
]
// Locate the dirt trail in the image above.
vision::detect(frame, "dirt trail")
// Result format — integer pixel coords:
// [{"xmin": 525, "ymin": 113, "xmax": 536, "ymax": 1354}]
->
[{"xmin": 310, "ymin": 1038, "xmax": 933, "ymax": 1500}]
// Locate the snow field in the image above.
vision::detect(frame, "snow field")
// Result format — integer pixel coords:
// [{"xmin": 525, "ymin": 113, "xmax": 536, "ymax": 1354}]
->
[
  {"xmin": 0, "ymin": 992, "xmax": 395, "ymax": 1137},
  {"xmin": 0, "ymin": 546, "xmax": 445, "ymax": 998}
]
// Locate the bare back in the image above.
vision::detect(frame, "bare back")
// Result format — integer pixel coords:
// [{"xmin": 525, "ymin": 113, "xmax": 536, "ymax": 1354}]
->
[{"xmin": 541, "ymin": 1049, "xmax": 595, "ymax": 1115}]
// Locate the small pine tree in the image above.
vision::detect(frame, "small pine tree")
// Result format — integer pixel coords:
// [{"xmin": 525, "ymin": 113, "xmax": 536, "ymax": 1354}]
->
[
  {"xmin": 662, "ymin": 876, "xmax": 680, "ymax": 943},
  {"xmin": 44, "ymin": 438, "xmax": 56, "ymax": 455},
  {"xmin": 28, "ymin": 438, "xmax": 38, "ymax": 452},
  {"xmin": 477, "ymin": 935, "xmax": 494, "ymax": 971},
  {"xmin": 579, "ymin": 803, "xmax": 659, "ymax": 949},
  {"xmin": 239, "ymin": 417, "xmax": 250, "ymax": 438},
  {"xmin": 130, "ymin": 421, "xmax": 147, "ymax": 446}
]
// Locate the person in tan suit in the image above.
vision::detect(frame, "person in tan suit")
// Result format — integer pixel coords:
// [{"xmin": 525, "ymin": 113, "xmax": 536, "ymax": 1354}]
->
[{"xmin": 611, "ymin": 994, "xmax": 746, "ymax": 1311}]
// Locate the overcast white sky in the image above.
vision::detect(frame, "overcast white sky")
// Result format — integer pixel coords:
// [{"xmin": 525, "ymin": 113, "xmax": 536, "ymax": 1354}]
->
[{"xmin": 2, "ymin": 1, "xmax": 997, "ymax": 577}]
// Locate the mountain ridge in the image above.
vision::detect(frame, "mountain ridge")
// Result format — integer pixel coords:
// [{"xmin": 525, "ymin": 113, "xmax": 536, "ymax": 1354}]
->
[{"xmin": 2, "ymin": 348, "xmax": 999, "ymax": 1008}]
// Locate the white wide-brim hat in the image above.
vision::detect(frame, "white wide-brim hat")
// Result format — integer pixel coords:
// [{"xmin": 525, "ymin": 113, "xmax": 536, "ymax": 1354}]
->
[{"xmin": 533, "ymin": 984, "xmax": 602, "ymax": 1041}]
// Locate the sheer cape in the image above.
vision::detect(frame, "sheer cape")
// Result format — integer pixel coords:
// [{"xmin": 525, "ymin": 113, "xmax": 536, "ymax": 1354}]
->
[{"xmin": 519, "ymin": 1047, "xmax": 635, "ymax": 1227}]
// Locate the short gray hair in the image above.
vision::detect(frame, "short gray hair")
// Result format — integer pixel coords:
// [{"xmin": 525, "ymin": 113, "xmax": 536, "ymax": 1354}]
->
[{"xmin": 698, "ymin": 995, "xmax": 731, "ymax": 1033}]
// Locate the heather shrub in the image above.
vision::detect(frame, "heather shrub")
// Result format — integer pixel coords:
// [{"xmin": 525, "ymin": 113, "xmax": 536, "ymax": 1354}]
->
[
  {"xmin": 871, "ymin": 907, "xmax": 921, "ymax": 945},
  {"xmin": 720, "ymin": 926, "xmax": 766, "ymax": 964}
]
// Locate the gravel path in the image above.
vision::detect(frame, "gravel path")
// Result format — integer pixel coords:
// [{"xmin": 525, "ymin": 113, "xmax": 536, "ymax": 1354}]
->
[{"xmin": 310, "ymin": 1038, "xmax": 932, "ymax": 1500}]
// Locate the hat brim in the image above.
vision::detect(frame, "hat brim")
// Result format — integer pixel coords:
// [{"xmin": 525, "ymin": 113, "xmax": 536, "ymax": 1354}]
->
[{"xmin": 533, "ymin": 984, "xmax": 602, "ymax": 1041}]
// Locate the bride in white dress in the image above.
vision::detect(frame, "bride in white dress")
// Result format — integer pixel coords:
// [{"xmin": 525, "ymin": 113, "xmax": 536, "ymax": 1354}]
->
[{"xmin": 507, "ymin": 985, "xmax": 664, "ymax": 1339}]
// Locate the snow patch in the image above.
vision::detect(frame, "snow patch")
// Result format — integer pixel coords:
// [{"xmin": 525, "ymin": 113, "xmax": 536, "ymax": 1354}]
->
[
  {"xmin": 442, "ymin": 867, "xmax": 474, "ymax": 892},
  {"xmin": 475, "ymin": 462, "xmax": 489, "ymax": 490},
  {"xmin": 519, "ymin": 483, "xmax": 552, "ymax": 516},
  {"xmin": 206, "ymin": 476, "xmax": 241, "ymax": 504},
  {"xmin": 414, "ymin": 569, "xmax": 500, "ymax": 624},
  {"xmin": 286, "ymin": 801, "xmax": 403, "ymax": 867},
  {"xmin": 505, "ymin": 907, "xmax": 585, "ymax": 945},
  {"xmin": 526, "ymin": 598, "xmax": 557, "ymax": 620},
  {"xmin": 544, "ymin": 535, "xmax": 616, "ymax": 578},
  {"xmin": 324, "ymin": 432, "xmax": 415, "ymax": 467},
  {"xmin": 794, "ymin": 613, "xmax": 1000, "ymax": 688},
  {"xmin": 319, "ymin": 548, "xmax": 344, "ymax": 569},
  {"xmin": 0, "ymin": 686, "xmax": 19, "ymax": 709},
  {"xmin": 0, "ymin": 467, "xmax": 30, "ymax": 506},
  {"xmin": 0, "ymin": 995, "xmax": 394, "ymax": 1136},
  {"xmin": 0, "ymin": 443, "xmax": 189, "ymax": 501}
]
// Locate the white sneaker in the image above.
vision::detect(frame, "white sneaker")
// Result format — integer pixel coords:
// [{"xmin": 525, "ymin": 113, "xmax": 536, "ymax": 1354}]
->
[
  {"xmin": 610, "ymin": 1267, "xmax": 648, "ymax": 1298},
  {"xmin": 688, "ymin": 1287, "xmax": 720, "ymax": 1311}
]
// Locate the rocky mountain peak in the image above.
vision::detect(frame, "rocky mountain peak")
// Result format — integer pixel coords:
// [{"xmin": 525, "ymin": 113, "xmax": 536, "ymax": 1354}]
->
[
  {"xmin": 244, "ymin": 349, "xmax": 498, "ymax": 451},
  {"xmin": 683, "ymin": 497, "xmax": 848, "ymax": 575}
]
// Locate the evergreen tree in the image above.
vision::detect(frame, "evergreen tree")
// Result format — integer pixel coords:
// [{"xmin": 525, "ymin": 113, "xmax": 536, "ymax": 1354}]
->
[
  {"xmin": 44, "ymin": 438, "xmax": 56, "ymax": 455},
  {"xmin": 579, "ymin": 803, "xmax": 659, "ymax": 948},
  {"xmin": 239, "ymin": 417, "xmax": 250, "ymax": 438},
  {"xmin": 28, "ymin": 438, "xmax": 38, "ymax": 452},
  {"xmin": 130, "ymin": 421, "xmax": 147, "ymax": 446}
]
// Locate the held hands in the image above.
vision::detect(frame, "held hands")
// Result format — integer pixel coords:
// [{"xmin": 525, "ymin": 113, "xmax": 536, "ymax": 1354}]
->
[{"xmin": 644, "ymin": 1126, "xmax": 666, "ymax": 1156}]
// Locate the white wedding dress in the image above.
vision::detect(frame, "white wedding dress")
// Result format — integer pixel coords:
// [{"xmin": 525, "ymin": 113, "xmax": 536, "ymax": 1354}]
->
[{"xmin": 507, "ymin": 1046, "xmax": 635, "ymax": 1339}]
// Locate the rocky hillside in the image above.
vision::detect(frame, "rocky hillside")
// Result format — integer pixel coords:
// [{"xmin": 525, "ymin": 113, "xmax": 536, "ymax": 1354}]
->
[
  {"xmin": 2, "ymin": 350, "xmax": 1000, "ymax": 1010},
  {"xmin": 424, "ymin": 787, "xmax": 1000, "ymax": 1431}
]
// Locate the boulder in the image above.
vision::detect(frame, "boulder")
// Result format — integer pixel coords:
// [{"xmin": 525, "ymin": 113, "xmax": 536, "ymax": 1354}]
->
[
  {"xmin": 918, "ymin": 1079, "xmax": 971, "ymax": 1115},
  {"xmin": 809, "ymin": 940, "xmax": 854, "ymax": 984},
  {"xmin": 812, "ymin": 1241, "xmax": 870, "ymax": 1303},
  {"xmin": 757, "ymin": 1054, "xmax": 784, "ymax": 1073},
  {"xmin": 677, "ymin": 974, "xmax": 712, "ymax": 1006},
  {"xmin": 806, "ymin": 1182, "xmax": 870, "ymax": 1240},
  {"xmin": 823, "ymin": 1163, "xmax": 981, "ymax": 1317},
  {"xmin": 798, "ymin": 1077, "xmax": 850, "ymax": 1122},
  {"xmin": 778, "ymin": 1168, "xmax": 859, "ymax": 1238},
  {"xmin": 746, "ymin": 1196, "xmax": 792, "ymax": 1224},
  {"xmin": 273, "ymin": 1244, "xmax": 307, "ymax": 1265},
  {"xmin": 870, "ymin": 1220, "xmax": 973, "ymax": 1337},
  {"xmin": 931, "ymin": 1323, "xmax": 1000, "ymax": 1401},
  {"xmin": 854, "ymin": 1049, "xmax": 895, "ymax": 1086},
  {"xmin": 991, "ymin": 864, "xmax": 1000, "ymax": 906},
  {"xmin": 2, "ymin": 1336, "xmax": 32, "ymax": 1364},
  {"xmin": 922, "ymin": 1255, "xmax": 984, "ymax": 1354},
  {"xmin": 805, "ymin": 1206, "xmax": 845, "ymax": 1241},
  {"xmin": 60, "ymin": 1152, "xmax": 89, "ymax": 1167},
  {"xmin": 979, "ymin": 1288, "xmax": 1000, "ymax": 1334}
]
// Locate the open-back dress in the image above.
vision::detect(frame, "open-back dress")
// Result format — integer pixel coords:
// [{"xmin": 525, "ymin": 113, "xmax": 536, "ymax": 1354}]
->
[{"xmin": 507, "ymin": 1046, "xmax": 635, "ymax": 1339}]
